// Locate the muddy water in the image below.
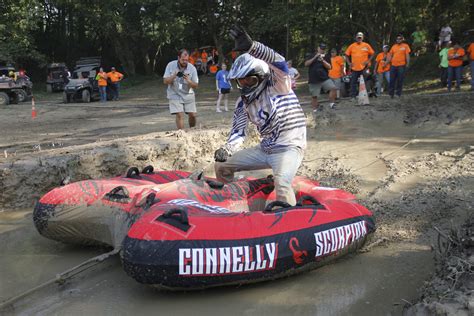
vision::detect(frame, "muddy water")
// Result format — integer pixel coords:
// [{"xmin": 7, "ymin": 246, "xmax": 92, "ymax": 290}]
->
[{"xmin": 0, "ymin": 210, "xmax": 432, "ymax": 315}]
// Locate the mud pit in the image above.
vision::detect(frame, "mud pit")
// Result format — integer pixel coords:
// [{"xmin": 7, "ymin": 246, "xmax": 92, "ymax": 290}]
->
[{"xmin": 0, "ymin": 87, "xmax": 473, "ymax": 314}]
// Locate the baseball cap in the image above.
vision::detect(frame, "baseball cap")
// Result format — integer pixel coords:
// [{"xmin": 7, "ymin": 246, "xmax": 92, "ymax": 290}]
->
[
  {"xmin": 356, "ymin": 32, "xmax": 364, "ymax": 38},
  {"xmin": 319, "ymin": 43, "xmax": 327, "ymax": 49},
  {"xmin": 382, "ymin": 44, "xmax": 389, "ymax": 49}
]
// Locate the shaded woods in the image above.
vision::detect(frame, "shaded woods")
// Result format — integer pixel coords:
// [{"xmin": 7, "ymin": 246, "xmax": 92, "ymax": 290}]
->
[{"xmin": 1, "ymin": 0, "xmax": 472, "ymax": 79}]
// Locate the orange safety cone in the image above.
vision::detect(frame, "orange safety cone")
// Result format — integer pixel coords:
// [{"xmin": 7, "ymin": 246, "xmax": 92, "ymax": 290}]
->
[
  {"xmin": 31, "ymin": 96, "xmax": 37, "ymax": 119},
  {"xmin": 357, "ymin": 75, "xmax": 370, "ymax": 106}
]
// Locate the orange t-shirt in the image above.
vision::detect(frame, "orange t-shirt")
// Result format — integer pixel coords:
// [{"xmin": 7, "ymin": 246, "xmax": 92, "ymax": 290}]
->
[
  {"xmin": 107, "ymin": 71, "xmax": 123, "ymax": 83},
  {"xmin": 329, "ymin": 55, "xmax": 345, "ymax": 79},
  {"xmin": 375, "ymin": 52, "xmax": 390, "ymax": 73},
  {"xmin": 96, "ymin": 72, "xmax": 108, "ymax": 86},
  {"xmin": 201, "ymin": 52, "xmax": 208, "ymax": 63},
  {"xmin": 467, "ymin": 43, "xmax": 474, "ymax": 60},
  {"xmin": 447, "ymin": 48, "xmax": 465, "ymax": 67},
  {"xmin": 345, "ymin": 42, "xmax": 375, "ymax": 71},
  {"xmin": 209, "ymin": 64, "xmax": 218, "ymax": 74},
  {"xmin": 389, "ymin": 43, "xmax": 411, "ymax": 66}
]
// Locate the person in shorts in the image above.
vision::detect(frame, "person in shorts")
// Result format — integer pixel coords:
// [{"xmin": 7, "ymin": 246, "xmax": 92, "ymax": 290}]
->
[
  {"xmin": 215, "ymin": 63, "xmax": 232, "ymax": 112},
  {"xmin": 329, "ymin": 48, "xmax": 346, "ymax": 99},
  {"xmin": 305, "ymin": 43, "xmax": 337, "ymax": 115},
  {"xmin": 163, "ymin": 49, "xmax": 199, "ymax": 129}
]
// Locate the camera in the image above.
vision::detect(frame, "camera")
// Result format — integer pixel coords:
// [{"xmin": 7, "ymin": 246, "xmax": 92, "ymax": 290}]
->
[{"xmin": 176, "ymin": 71, "xmax": 184, "ymax": 77}]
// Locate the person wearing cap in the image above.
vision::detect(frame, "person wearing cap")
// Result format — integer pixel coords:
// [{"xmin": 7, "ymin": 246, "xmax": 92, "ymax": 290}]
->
[
  {"xmin": 374, "ymin": 45, "xmax": 391, "ymax": 96},
  {"xmin": 387, "ymin": 34, "xmax": 411, "ymax": 98},
  {"xmin": 446, "ymin": 41, "xmax": 465, "ymax": 92},
  {"xmin": 214, "ymin": 26, "xmax": 306, "ymax": 206},
  {"xmin": 345, "ymin": 32, "xmax": 375, "ymax": 100},
  {"xmin": 305, "ymin": 43, "xmax": 337, "ymax": 113},
  {"xmin": 107, "ymin": 67, "xmax": 124, "ymax": 101},
  {"xmin": 329, "ymin": 48, "xmax": 346, "ymax": 99}
]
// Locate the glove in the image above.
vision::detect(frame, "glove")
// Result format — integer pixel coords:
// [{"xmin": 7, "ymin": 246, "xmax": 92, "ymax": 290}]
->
[
  {"xmin": 229, "ymin": 25, "xmax": 253, "ymax": 52},
  {"xmin": 214, "ymin": 147, "xmax": 230, "ymax": 162}
]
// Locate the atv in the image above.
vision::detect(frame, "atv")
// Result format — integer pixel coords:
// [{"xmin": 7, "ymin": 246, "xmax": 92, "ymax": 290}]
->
[
  {"xmin": 46, "ymin": 63, "xmax": 68, "ymax": 92},
  {"xmin": 63, "ymin": 57, "xmax": 111, "ymax": 103},
  {"xmin": 0, "ymin": 77, "xmax": 22, "ymax": 106},
  {"xmin": 0, "ymin": 66, "xmax": 33, "ymax": 102}
]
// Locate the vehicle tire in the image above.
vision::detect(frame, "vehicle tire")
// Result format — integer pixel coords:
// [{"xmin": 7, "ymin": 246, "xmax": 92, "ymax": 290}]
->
[
  {"xmin": 46, "ymin": 84, "xmax": 52, "ymax": 93},
  {"xmin": 16, "ymin": 89, "xmax": 28, "ymax": 102},
  {"xmin": 10, "ymin": 92, "xmax": 19, "ymax": 104},
  {"xmin": 0, "ymin": 92, "xmax": 10, "ymax": 106},
  {"xmin": 82, "ymin": 89, "xmax": 91, "ymax": 103},
  {"xmin": 63, "ymin": 92, "xmax": 70, "ymax": 104}
]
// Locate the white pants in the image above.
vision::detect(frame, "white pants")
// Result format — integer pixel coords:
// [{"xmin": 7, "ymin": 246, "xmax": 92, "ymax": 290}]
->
[{"xmin": 215, "ymin": 146, "xmax": 304, "ymax": 205}]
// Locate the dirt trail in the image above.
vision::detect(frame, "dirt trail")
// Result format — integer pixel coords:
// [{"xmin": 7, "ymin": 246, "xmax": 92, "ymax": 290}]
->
[{"xmin": 0, "ymin": 81, "xmax": 473, "ymax": 314}]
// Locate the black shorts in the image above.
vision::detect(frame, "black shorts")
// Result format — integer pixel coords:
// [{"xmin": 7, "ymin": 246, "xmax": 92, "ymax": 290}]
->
[{"xmin": 220, "ymin": 88, "xmax": 230, "ymax": 94}]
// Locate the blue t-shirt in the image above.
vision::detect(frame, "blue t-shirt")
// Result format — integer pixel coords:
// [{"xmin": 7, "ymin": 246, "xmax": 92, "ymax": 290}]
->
[{"xmin": 216, "ymin": 70, "xmax": 231, "ymax": 89}]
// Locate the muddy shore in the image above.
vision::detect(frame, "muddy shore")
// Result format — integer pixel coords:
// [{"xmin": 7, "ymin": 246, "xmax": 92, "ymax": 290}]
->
[{"xmin": 0, "ymin": 77, "xmax": 473, "ymax": 314}]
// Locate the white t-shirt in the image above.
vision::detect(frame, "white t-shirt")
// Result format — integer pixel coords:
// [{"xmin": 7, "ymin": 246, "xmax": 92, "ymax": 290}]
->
[{"xmin": 163, "ymin": 60, "xmax": 199, "ymax": 102}]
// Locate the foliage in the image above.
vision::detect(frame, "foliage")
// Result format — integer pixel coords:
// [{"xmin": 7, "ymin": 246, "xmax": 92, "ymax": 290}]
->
[{"xmin": 0, "ymin": 0, "xmax": 472, "ymax": 77}]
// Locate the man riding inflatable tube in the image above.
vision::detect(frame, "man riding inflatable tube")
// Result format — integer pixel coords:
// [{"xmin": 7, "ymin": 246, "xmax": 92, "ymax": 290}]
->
[{"xmin": 214, "ymin": 26, "xmax": 307, "ymax": 206}]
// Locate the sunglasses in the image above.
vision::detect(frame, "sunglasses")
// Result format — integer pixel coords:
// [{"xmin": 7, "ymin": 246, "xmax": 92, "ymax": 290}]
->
[{"xmin": 236, "ymin": 76, "xmax": 259, "ymax": 89}]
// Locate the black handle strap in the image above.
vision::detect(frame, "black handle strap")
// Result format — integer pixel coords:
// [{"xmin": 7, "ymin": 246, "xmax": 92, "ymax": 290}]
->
[
  {"xmin": 126, "ymin": 167, "xmax": 140, "ymax": 178},
  {"xmin": 141, "ymin": 165, "xmax": 154, "ymax": 174},
  {"xmin": 264, "ymin": 201, "xmax": 292, "ymax": 212},
  {"xmin": 296, "ymin": 195, "xmax": 321, "ymax": 206},
  {"xmin": 104, "ymin": 186, "xmax": 131, "ymax": 203},
  {"xmin": 157, "ymin": 208, "xmax": 190, "ymax": 232},
  {"xmin": 143, "ymin": 193, "xmax": 158, "ymax": 210},
  {"xmin": 206, "ymin": 179, "xmax": 224, "ymax": 190}
]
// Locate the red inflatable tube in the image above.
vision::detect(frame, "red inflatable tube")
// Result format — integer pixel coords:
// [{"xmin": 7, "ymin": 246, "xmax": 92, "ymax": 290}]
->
[{"xmin": 33, "ymin": 167, "xmax": 376, "ymax": 290}]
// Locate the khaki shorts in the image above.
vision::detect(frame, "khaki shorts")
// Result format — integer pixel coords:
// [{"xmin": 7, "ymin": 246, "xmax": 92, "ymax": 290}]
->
[
  {"xmin": 169, "ymin": 99, "xmax": 196, "ymax": 114},
  {"xmin": 308, "ymin": 79, "xmax": 337, "ymax": 97},
  {"xmin": 331, "ymin": 78, "xmax": 342, "ymax": 90}
]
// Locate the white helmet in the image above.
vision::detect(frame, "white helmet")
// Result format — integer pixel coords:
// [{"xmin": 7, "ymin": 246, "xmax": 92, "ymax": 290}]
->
[{"xmin": 228, "ymin": 53, "xmax": 270, "ymax": 104}]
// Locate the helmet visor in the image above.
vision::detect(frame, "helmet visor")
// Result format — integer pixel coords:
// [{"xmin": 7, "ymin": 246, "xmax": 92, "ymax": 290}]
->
[{"xmin": 236, "ymin": 75, "xmax": 259, "ymax": 89}]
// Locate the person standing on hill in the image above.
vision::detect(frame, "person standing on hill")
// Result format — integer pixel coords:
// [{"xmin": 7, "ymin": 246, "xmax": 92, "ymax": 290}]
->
[
  {"xmin": 447, "ymin": 41, "xmax": 465, "ymax": 92},
  {"xmin": 214, "ymin": 25, "xmax": 306, "ymax": 206},
  {"xmin": 96, "ymin": 68, "xmax": 108, "ymax": 102},
  {"xmin": 163, "ymin": 49, "xmax": 199, "ymax": 130},
  {"xmin": 387, "ymin": 35, "xmax": 411, "ymax": 98},
  {"xmin": 215, "ymin": 63, "xmax": 231, "ymax": 112},
  {"xmin": 438, "ymin": 42, "xmax": 450, "ymax": 87},
  {"xmin": 305, "ymin": 43, "xmax": 337, "ymax": 113},
  {"xmin": 345, "ymin": 32, "xmax": 375, "ymax": 101},
  {"xmin": 374, "ymin": 45, "xmax": 391, "ymax": 96},
  {"xmin": 467, "ymin": 41, "xmax": 474, "ymax": 91},
  {"xmin": 329, "ymin": 48, "xmax": 346, "ymax": 99},
  {"xmin": 107, "ymin": 67, "xmax": 124, "ymax": 101}
]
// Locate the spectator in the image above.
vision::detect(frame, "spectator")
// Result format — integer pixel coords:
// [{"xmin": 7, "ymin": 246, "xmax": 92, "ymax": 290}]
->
[
  {"xmin": 438, "ymin": 41, "xmax": 450, "ymax": 87},
  {"xmin": 215, "ymin": 63, "xmax": 231, "ymax": 112},
  {"xmin": 107, "ymin": 67, "xmax": 124, "ymax": 101},
  {"xmin": 438, "ymin": 25, "xmax": 452, "ymax": 50},
  {"xmin": 374, "ymin": 45, "xmax": 391, "ymax": 96},
  {"xmin": 467, "ymin": 40, "xmax": 474, "ymax": 91},
  {"xmin": 163, "ymin": 49, "xmax": 199, "ymax": 130},
  {"xmin": 287, "ymin": 60, "xmax": 301, "ymax": 90},
  {"xmin": 387, "ymin": 34, "xmax": 411, "ymax": 98},
  {"xmin": 201, "ymin": 50, "xmax": 208, "ymax": 74},
  {"xmin": 214, "ymin": 26, "xmax": 306, "ymax": 206},
  {"xmin": 95, "ymin": 68, "xmax": 108, "ymax": 102},
  {"xmin": 305, "ymin": 43, "xmax": 337, "ymax": 114},
  {"xmin": 447, "ymin": 41, "xmax": 465, "ymax": 92},
  {"xmin": 329, "ymin": 48, "xmax": 346, "ymax": 99},
  {"xmin": 411, "ymin": 26, "xmax": 427, "ymax": 56},
  {"xmin": 345, "ymin": 32, "xmax": 375, "ymax": 101}
]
